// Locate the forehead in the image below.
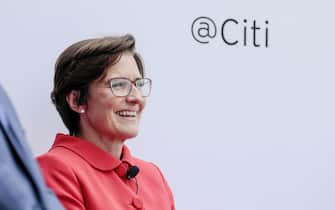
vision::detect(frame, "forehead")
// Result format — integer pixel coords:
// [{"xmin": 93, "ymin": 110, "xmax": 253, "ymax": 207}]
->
[{"xmin": 104, "ymin": 53, "xmax": 141, "ymax": 79}]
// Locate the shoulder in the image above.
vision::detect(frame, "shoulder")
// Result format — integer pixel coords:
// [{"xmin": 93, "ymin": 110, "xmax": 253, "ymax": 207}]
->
[
  {"xmin": 37, "ymin": 148, "xmax": 68, "ymax": 168},
  {"xmin": 37, "ymin": 149, "xmax": 73, "ymax": 177},
  {"xmin": 38, "ymin": 146, "xmax": 85, "ymax": 166},
  {"xmin": 37, "ymin": 147, "xmax": 85, "ymax": 194},
  {"xmin": 37, "ymin": 147, "xmax": 85, "ymax": 177},
  {"xmin": 37, "ymin": 148, "xmax": 86, "ymax": 209}
]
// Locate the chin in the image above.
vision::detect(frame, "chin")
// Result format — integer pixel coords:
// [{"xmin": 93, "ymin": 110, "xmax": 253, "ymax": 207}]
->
[{"xmin": 119, "ymin": 130, "xmax": 139, "ymax": 140}]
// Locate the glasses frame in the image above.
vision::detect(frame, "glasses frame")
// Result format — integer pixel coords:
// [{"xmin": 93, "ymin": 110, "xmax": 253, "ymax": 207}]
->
[{"xmin": 106, "ymin": 77, "xmax": 152, "ymax": 97}]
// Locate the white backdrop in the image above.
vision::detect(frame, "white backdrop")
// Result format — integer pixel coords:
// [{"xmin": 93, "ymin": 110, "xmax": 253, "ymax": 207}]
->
[{"xmin": 1, "ymin": 0, "xmax": 334, "ymax": 209}]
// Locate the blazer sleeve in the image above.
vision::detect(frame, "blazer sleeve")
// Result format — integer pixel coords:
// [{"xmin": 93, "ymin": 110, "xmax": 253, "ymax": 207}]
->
[{"xmin": 37, "ymin": 155, "xmax": 85, "ymax": 210}]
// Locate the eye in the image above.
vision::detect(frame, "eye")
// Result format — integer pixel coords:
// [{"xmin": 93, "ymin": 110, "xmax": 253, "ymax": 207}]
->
[
  {"xmin": 136, "ymin": 80, "xmax": 145, "ymax": 88},
  {"xmin": 111, "ymin": 79, "xmax": 129, "ymax": 90}
]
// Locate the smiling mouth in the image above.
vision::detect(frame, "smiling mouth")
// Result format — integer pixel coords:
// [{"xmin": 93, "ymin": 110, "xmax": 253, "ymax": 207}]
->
[{"xmin": 115, "ymin": 111, "xmax": 137, "ymax": 118}]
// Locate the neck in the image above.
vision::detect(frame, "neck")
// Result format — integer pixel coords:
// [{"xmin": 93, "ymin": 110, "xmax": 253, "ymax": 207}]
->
[{"xmin": 78, "ymin": 123, "xmax": 124, "ymax": 159}]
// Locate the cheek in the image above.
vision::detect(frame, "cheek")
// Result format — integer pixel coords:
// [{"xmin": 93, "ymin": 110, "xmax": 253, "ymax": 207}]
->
[
  {"xmin": 140, "ymin": 100, "xmax": 147, "ymax": 111},
  {"xmin": 90, "ymin": 93, "xmax": 119, "ymax": 111},
  {"xmin": 102, "ymin": 100, "xmax": 124, "ymax": 122},
  {"xmin": 87, "ymin": 105, "xmax": 116, "ymax": 133},
  {"xmin": 87, "ymin": 99, "xmax": 115, "ymax": 120},
  {"xmin": 107, "ymin": 98, "xmax": 123, "ymax": 111}
]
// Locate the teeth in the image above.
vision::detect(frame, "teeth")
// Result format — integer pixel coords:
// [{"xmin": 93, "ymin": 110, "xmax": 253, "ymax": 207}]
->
[{"xmin": 116, "ymin": 111, "xmax": 137, "ymax": 117}]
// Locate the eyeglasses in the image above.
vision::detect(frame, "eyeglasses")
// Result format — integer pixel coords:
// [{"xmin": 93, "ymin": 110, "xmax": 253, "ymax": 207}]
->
[{"xmin": 107, "ymin": 77, "xmax": 152, "ymax": 97}]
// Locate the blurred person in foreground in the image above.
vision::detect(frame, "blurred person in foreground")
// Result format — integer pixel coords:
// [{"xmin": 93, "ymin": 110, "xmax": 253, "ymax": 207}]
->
[
  {"xmin": 0, "ymin": 85, "xmax": 64, "ymax": 210},
  {"xmin": 37, "ymin": 34, "xmax": 175, "ymax": 210}
]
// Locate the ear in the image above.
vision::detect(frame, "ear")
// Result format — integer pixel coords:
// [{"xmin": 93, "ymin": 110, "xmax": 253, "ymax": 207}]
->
[{"xmin": 66, "ymin": 90, "xmax": 86, "ymax": 114}]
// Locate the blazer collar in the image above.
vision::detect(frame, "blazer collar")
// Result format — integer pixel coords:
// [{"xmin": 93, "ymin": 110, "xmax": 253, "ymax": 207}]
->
[{"xmin": 51, "ymin": 133, "xmax": 134, "ymax": 171}]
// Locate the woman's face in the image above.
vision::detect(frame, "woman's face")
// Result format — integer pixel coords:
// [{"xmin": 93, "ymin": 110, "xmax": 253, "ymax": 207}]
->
[{"xmin": 83, "ymin": 53, "xmax": 146, "ymax": 141}]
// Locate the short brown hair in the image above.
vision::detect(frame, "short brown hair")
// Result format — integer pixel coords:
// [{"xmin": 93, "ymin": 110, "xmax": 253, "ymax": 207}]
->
[{"xmin": 51, "ymin": 34, "xmax": 144, "ymax": 135}]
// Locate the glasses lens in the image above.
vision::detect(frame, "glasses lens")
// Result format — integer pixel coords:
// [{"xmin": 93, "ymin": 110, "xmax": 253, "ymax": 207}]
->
[
  {"xmin": 110, "ymin": 78, "xmax": 131, "ymax": 96},
  {"xmin": 136, "ymin": 78, "xmax": 152, "ymax": 97}
]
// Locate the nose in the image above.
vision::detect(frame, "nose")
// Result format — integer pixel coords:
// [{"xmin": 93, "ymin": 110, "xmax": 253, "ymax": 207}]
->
[{"xmin": 126, "ymin": 85, "xmax": 145, "ymax": 105}]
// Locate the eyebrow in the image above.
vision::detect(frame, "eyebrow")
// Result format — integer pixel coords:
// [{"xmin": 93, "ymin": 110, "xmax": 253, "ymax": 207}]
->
[{"xmin": 106, "ymin": 77, "xmax": 143, "ymax": 82}]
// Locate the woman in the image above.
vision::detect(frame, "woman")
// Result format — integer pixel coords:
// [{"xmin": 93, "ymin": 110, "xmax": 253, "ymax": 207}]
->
[{"xmin": 37, "ymin": 35, "xmax": 175, "ymax": 210}]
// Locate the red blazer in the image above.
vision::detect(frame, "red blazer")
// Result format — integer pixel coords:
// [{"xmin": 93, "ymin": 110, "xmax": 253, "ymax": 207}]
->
[{"xmin": 37, "ymin": 134, "xmax": 175, "ymax": 210}]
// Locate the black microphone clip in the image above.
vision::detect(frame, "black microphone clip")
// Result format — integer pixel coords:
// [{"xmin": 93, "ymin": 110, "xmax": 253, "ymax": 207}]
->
[{"xmin": 126, "ymin": 165, "xmax": 140, "ymax": 180}]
